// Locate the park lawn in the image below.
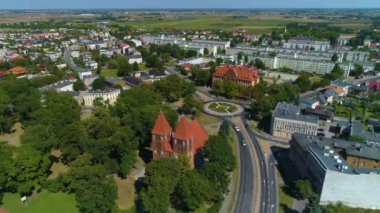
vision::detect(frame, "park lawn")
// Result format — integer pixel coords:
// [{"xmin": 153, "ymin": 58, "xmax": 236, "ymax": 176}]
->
[
  {"xmin": 1, "ymin": 191, "xmax": 78, "ymax": 213},
  {"xmin": 48, "ymin": 162, "xmax": 69, "ymax": 180},
  {"xmin": 197, "ymin": 113, "xmax": 222, "ymax": 136},
  {"xmin": 0, "ymin": 122, "xmax": 23, "ymax": 147},
  {"xmin": 114, "ymin": 176, "xmax": 136, "ymax": 211},
  {"xmin": 101, "ymin": 68, "xmax": 118, "ymax": 78},
  {"xmin": 138, "ymin": 63, "xmax": 148, "ymax": 71},
  {"xmin": 279, "ymin": 184, "xmax": 295, "ymax": 213}
]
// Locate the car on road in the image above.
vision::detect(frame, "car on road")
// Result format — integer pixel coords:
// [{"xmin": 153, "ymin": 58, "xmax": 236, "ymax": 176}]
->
[
  {"xmin": 317, "ymin": 132, "xmax": 325, "ymax": 136},
  {"xmin": 241, "ymin": 140, "xmax": 247, "ymax": 146},
  {"xmin": 235, "ymin": 126, "xmax": 240, "ymax": 132}
]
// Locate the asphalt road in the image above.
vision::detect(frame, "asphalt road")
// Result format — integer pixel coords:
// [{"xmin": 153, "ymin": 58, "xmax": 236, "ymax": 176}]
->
[
  {"xmin": 197, "ymin": 87, "xmax": 277, "ymax": 213},
  {"xmin": 63, "ymin": 49, "xmax": 91, "ymax": 74},
  {"xmin": 242, "ymin": 114, "xmax": 278, "ymax": 213},
  {"xmin": 232, "ymin": 123, "xmax": 255, "ymax": 213}
]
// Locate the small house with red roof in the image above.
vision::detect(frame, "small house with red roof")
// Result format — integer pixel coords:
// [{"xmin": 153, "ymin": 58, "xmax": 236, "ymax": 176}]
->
[
  {"xmin": 9, "ymin": 66, "xmax": 27, "ymax": 75},
  {"xmin": 151, "ymin": 112, "xmax": 209, "ymax": 166},
  {"xmin": 212, "ymin": 65, "xmax": 260, "ymax": 87}
]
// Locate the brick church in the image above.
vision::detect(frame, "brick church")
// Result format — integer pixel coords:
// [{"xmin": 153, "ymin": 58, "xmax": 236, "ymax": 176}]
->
[{"xmin": 150, "ymin": 112, "xmax": 209, "ymax": 165}]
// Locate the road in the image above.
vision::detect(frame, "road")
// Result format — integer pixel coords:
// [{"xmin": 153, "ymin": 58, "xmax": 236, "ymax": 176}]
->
[
  {"xmin": 241, "ymin": 114, "xmax": 278, "ymax": 213},
  {"xmin": 63, "ymin": 49, "xmax": 92, "ymax": 74},
  {"xmin": 197, "ymin": 87, "xmax": 277, "ymax": 213},
  {"xmin": 232, "ymin": 121, "xmax": 256, "ymax": 213}
]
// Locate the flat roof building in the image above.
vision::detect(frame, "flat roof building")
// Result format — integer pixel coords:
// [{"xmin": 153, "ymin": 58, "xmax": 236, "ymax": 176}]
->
[{"xmin": 290, "ymin": 133, "xmax": 380, "ymax": 209}]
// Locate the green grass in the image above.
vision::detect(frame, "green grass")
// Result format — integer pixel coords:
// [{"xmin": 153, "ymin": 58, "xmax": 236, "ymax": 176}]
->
[
  {"xmin": 138, "ymin": 63, "xmax": 148, "ymax": 71},
  {"xmin": 1, "ymin": 191, "xmax": 78, "ymax": 213},
  {"xmin": 117, "ymin": 15, "xmax": 290, "ymax": 32},
  {"xmin": 101, "ymin": 68, "xmax": 118, "ymax": 78},
  {"xmin": 278, "ymin": 184, "xmax": 295, "ymax": 213},
  {"xmin": 208, "ymin": 102, "xmax": 238, "ymax": 113}
]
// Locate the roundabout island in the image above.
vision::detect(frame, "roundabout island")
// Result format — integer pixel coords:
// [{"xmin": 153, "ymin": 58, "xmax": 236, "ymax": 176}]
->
[{"xmin": 203, "ymin": 101, "xmax": 244, "ymax": 117}]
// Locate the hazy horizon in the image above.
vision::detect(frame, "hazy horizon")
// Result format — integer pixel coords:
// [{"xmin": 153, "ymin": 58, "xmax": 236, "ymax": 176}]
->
[{"xmin": 2, "ymin": 0, "xmax": 380, "ymax": 10}]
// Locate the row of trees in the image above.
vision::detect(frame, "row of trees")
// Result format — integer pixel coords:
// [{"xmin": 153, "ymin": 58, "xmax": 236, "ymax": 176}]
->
[{"xmin": 139, "ymin": 120, "xmax": 235, "ymax": 212}]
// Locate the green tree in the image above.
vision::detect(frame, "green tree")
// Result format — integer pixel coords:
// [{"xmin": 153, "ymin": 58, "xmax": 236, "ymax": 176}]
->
[
  {"xmin": 213, "ymin": 80, "xmax": 223, "ymax": 96},
  {"xmin": 174, "ymin": 170, "xmax": 212, "ymax": 211},
  {"xmin": 251, "ymin": 96, "xmax": 275, "ymax": 117},
  {"xmin": 222, "ymin": 81, "xmax": 239, "ymax": 97},
  {"xmin": 91, "ymin": 76, "xmax": 106, "ymax": 91},
  {"xmin": 294, "ymin": 73, "xmax": 312, "ymax": 92},
  {"xmin": 14, "ymin": 145, "xmax": 51, "ymax": 195},
  {"xmin": 254, "ymin": 58, "xmax": 265, "ymax": 69},
  {"xmin": 73, "ymin": 79, "xmax": 86, "ymax": 91},
  {"xmin": 375, "ymin": 63, "xmax": 380, "ymax": 72},
  {"xmin": 140, "ymin": 158, "xmax": 183, "ymax": 213},
  {"xmin": 182, "ymin": 95, "xmax": 203, "ymax": 115},
  {"xmin": 293, "ymin": 179, "xmax": 314, "ymax": 200},
  {"xmin": 329, "ymin": 64, "xmax": 345, "ymax": 80},
  {"xmin": 0, "ymin": 89, "xmax": 13, "ymax": 133},
  {"xmin": 96, "ymin": 62, "xmax": 101, "ymax": 75},
  {"xmin": 153, "ymin": 74, "xmax": 195, "ymax": 102},
  {"xmin": 75, "ymin": 177, "xmax": 117, "ymax": 213},
  {"xmin": 331, "ymin": 53, "xmax": 338, "ymax": 62},
  {"xmin": 203, "ymin": 48, "xmax": 209, "ymax": 56},
  {"xmin": 350, "ymin": 64, "xmax": 364, "ymax": 78},
  {"xmin": 133, "ymin": 62, "xmax": 139, "ymax": 71},
  {"xmin": 204, "ymin": 135, "xmax": 235, "ymax": 172}
]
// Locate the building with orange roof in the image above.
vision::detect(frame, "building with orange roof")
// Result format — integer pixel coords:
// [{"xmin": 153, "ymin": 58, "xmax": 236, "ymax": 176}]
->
[
  {"xmin": 326, "ymin": 85, "xmax": 345, "ymax": 96},
  {"xmin": 151, "ymin": 112, "xmax": 209, "ymax": 166},
  {"xmin": 9, "ymin": 66, "xmax": 27, "ymax": 75},
  {"xmin": 212, "ymin": 65, "xmax": 260, "ymax": 88}
]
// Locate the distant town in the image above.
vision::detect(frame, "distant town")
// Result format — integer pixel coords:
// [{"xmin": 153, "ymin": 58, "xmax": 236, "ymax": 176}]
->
[{"xmin": 0, "ymin": 9, "xmax": 380, "ymax": 213}]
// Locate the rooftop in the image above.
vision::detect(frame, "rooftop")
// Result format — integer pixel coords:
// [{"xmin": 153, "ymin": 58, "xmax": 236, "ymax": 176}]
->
[
  {"xmin": 292, "ymin": 133, "xmax": 380, "ymax": 173},
  {"xmin": 273, "ymin": 102, "xmax": 319, "ymax": 124}
]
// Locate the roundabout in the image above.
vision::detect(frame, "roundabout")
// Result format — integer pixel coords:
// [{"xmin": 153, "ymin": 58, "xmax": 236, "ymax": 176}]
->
[{"xmin": 203, "ymin": 101, "xmax": 244, "ymax": 117}]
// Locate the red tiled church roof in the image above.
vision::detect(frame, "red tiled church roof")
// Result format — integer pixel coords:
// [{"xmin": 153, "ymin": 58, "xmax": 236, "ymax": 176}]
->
[
  {"xmin": 173, "ymin": 116, "xmax": 209, "ymax": 155},
  {"xmin": 151, "ymin": 113, "xmax": 209, "ymax": 156},
  {"xmin": 151, "ymin": 112, "xmax": 172, "ymax": 136},
  {"xmin": 212, "ymin": 65, "xmax": 259, "ymax": 82}
]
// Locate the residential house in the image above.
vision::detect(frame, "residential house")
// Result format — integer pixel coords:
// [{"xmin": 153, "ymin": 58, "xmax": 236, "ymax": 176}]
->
[{"xmin": 128, "ymin": 55, "xmax": 143, "ymax": 64}]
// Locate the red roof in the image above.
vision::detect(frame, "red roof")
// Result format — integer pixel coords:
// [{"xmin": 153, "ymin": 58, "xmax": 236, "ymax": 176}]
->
[
  {"xmin": 0, "ymin": 71, "xmax": 6, "ymax": 77},
  {"xmin": 9, "ymin": 66, "xmax": 27, "ymax": 75},
  {"xmin": 151, "ymin": 112, "xmax": 172, "ymax": 136},
  {"xmin": 369, "ymin": 81, "xmax": 380, "ymax": 91},
  {"xmin": 0, "ymin": 209, "xmax": 9, "ymax": 213},
  {"xmin": 151, "ymin": 113, "xmax": 209, "ymax": 156},
  {"xmin": 173, "ymin": 116, "xmax": 209, "ymax": 155},
  {"xmin": 213, "ymin": 65, "xmax": 259, "ymax": 82}
]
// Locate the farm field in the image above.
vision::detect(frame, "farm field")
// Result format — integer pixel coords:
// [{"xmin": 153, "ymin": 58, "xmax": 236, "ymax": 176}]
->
[{"xmin": 116, "ymin": 13, "xmax": 371, "ymax": 32}]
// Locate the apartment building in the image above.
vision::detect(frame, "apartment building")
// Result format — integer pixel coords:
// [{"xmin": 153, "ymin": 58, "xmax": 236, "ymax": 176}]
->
[
  {"xmin": 283, "ymin": 38, "xmax": 331, "ymax": 52},
  {"xmin": 270, "ymin": 102, "xmax": 319, "ymax": 139},
  {"xmin": 290, "ymin": 133, "xmax": 380, "ymax": 209}
]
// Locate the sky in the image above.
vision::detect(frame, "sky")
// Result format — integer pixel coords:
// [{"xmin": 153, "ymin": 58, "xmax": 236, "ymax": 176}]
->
[{"xmin": 2, "ymin": 0, "xmax": 380, "ymax": 10}]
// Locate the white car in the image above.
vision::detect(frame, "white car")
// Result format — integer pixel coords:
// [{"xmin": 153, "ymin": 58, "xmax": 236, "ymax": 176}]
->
[{"xmin": 235, "ymin": 126, "xmax": 240, "ymax": 132}]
